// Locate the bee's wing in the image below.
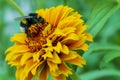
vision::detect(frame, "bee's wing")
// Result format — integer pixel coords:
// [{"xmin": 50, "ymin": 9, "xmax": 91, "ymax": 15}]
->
[{"xmin": 15, "ymin": 16, "xmax": 33, "ymax": 20}]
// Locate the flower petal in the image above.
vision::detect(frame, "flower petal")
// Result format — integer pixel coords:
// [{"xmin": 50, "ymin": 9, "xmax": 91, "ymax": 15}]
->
[
  {"xmin": 47, "ymin": 61, "xmax": 58, "ymax": 72},
  {"xmin": 60, "ymin": 51, "xmax": 86, "ymax": 67},
  {"xmin": 42, "ymin": 51, "xmax": 53, "ymax": 59},
  {"xmin": 33, "ymin": 52, "xmax": 40, "ymax": 62},
  {"xmin": 57, "ymin": 15, "xmax": 83, "ymax": 29},
  {"xmin": 16, "ymin": 67, "xmax": 24, "ymax": 80},
  {"xmin": 61, "ymin": 45, "xmax": 69, "ymax": 54},
  {"xmin": 8, "ymin": 56, "xmax": 21, "ymax": 66},
  {"xmin": 31, "ymin": 61, "xmax": 44, "ymax": 76},
  {"xmin": 50, "ymin": 6, "xmax": 73, "ymax": 26},
  {"xmin": 75, "ymin": 25, "xmax": 87, "ymax": 34},
  {"xmin": 20, "ymin": 52, "xmax": 33, "ymax": 65},
  {"xmin": 23, "ymin": 59, "xmax": 38, "ymax": 79},
  {"xmin": 58, "ymin": 63, "xmax": 72, "ymax": 76},
  {"xmin": 67, "ymin": 56, "xmax": 86, "ymax": 67},
  {"xmin": 76, "ymin": 43, "xmax": 89, "ymax": 51},
  {"xmin": 61, "ymin": 27, "xmax": 76, "ymax": 35},
  {"xmin": 11, "ymin": 33, "xmax": 26, "ymax": 43},
  {"xmin": 85, "ymin": 33, "xmax": 93, "ymax": 42},
  {"xmin": 60, "ymin": 51, "xmax": 78, "ymax": 61},
  {"xmin": 5, "ymin": 44, "xmax": 16, "ymax": 53},
  {"xmin": 47, "ymin": 51, "xmax": 61, "ymax": 64},
  {"xmin": 62, "ymin": 33, "xmax": 79, "ymax": 42},
  {"xmin": 68, "ymin": 35, "xmax": 87, "ymax": 50},
  {"xmin": 53, "ymin": 42, "xmax": 62, "ymax": 53}
]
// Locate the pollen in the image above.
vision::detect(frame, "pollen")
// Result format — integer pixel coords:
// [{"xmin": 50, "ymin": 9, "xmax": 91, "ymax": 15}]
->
[
  {"xmin": 25, "ymin": 22, "xmax": 53, "ymax": 52},
  {"xmin": 25, "ymin": 34, "xmax": 46, "ymax": 52}
]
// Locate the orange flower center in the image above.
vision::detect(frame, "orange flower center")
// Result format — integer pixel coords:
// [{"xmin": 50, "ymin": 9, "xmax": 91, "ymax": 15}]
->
[
  {"xmin": 25, "ymin": 22, "xmax": 48, "ymax": 52},
  {"xmin": 25, "ymin": 20, "xmax": 58, "ymax": 52}
]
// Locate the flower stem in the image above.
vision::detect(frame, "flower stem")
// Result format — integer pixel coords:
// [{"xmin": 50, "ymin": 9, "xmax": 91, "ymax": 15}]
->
[
  {"xmin": 63, "ymin": 0, "xmax": 67, "ymax": 5},
  {"xmin": 7, "ymin": 0, "xmax": 24, "ymax": 16}
]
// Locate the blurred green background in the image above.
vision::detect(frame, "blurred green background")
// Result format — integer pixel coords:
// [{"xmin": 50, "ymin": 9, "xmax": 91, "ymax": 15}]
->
[{"xmin": 0, "ymin": 0, "xmax": 120, "ymax": 80}]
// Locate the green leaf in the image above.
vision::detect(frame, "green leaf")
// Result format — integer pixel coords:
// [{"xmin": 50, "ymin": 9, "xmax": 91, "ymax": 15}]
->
[
  {"xmin": 83, "ymin": 43, "xmax": 120, "ymax": 58},
  {"xmin": 86, "ymin": 1, "xmax": 111, "ymax": 30},
  {"xmin": 86, "ymin": 0, "xmax": 120, "ymax": 37},
  {"xmin": 90, "ymin": 43, "xmax": 120, "ymax": 51},
  {"xmin": 102, "ymin": 51, "xmax": 120, "ymax": 63},
  {"xmin": 80, "ymin": 69, "xmax": 120, "ymax": 80},
  {"xmin": 100, "ymin": 51, "xmax": 120, "ymax": 68}
]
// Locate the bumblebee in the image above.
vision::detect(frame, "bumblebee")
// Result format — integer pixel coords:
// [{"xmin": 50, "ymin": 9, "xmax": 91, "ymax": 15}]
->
[{"xmin": 17, "ymin": 13, "xmax": 46, "ymax": 37}]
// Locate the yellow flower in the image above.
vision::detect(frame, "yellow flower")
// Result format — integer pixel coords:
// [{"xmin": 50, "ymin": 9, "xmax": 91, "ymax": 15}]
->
[{"xmin": 5, "ymin": 5, "xmax": 93, "ymax": 80}]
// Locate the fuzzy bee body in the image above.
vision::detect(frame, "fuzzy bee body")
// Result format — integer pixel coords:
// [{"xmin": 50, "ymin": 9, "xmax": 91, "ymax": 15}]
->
[{"xmin": 18, "ymin": 13, "xmax": 45, "ymax": 37}]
